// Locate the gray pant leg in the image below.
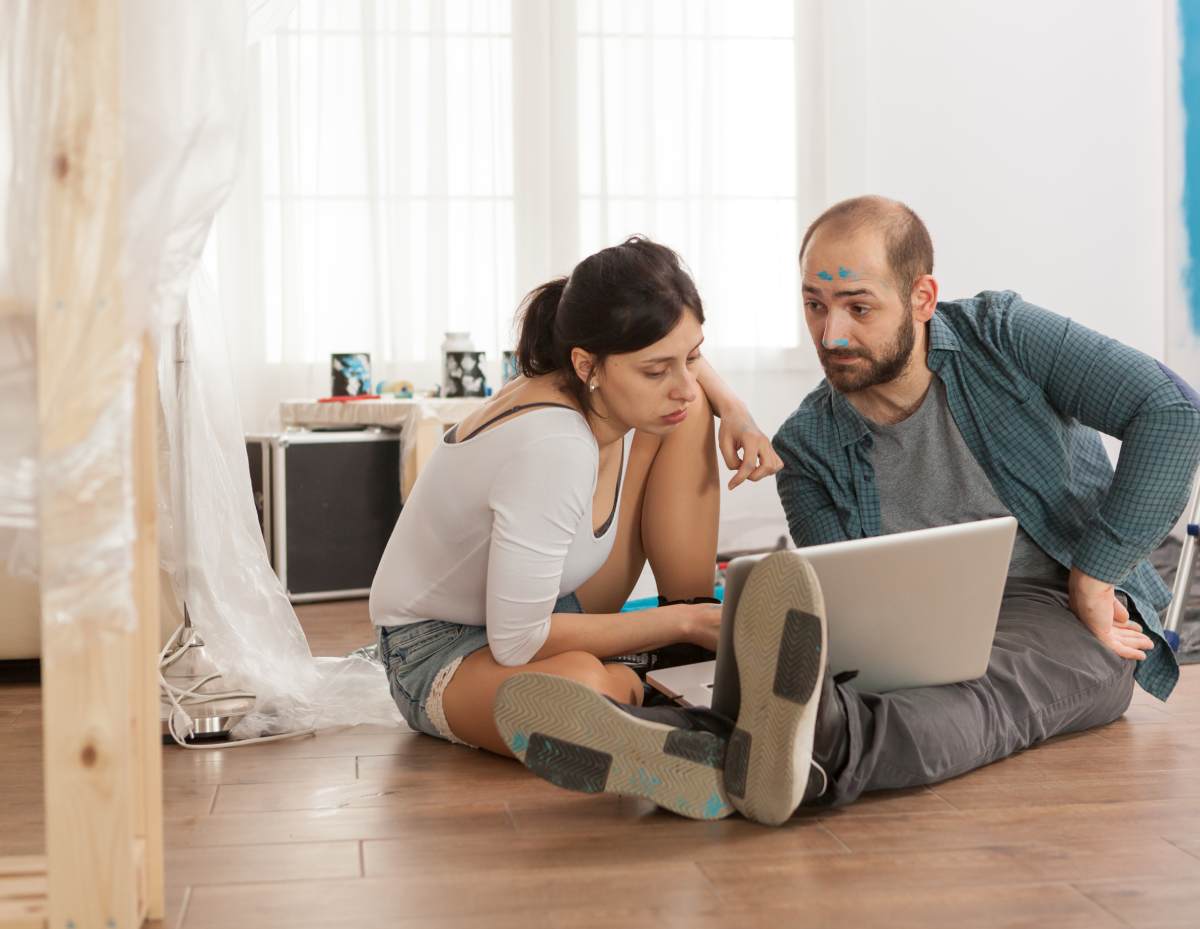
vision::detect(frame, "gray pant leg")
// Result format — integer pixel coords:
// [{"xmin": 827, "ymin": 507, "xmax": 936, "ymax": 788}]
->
[{"xmin": 828, "ymin": 579, "xmax": 1136, "ymax": 806}]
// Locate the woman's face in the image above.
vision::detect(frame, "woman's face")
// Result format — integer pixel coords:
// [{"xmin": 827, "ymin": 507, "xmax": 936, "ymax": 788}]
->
[{"xmin": 591, "ymin": 311, "xmax": 704, "ymax": 436}]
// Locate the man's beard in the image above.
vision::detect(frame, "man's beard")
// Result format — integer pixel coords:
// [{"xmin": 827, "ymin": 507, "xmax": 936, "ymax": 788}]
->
[{"xmin": 818, "ymin": 312, "xmax": 916, "ymax": 394}]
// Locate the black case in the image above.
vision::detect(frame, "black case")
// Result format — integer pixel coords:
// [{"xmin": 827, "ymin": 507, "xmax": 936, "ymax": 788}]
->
[{"xmin": 247, "ymin": 429, "xmax": 402, "ymax": 602}]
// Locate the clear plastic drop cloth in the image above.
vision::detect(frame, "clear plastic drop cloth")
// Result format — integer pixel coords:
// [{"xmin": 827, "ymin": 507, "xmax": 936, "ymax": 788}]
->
[
  {"xmin": 0, "ymin": 0, "xmax": 401, "ymax": 735},
  {"xmin": 161, "ymin": 272, "xmax": 401, "ymax": 737}
]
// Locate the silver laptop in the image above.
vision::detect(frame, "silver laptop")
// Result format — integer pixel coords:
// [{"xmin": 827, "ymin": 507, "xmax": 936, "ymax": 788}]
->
[{"xmin": 646, "ymin": 517, "xmax": 1018, "ymax": 711}]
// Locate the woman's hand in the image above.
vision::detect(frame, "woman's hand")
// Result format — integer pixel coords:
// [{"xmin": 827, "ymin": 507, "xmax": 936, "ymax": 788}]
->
[
  {"xmin": 667, "ymin": 602, "xmax": 723, "ymax": 651},
  {"xmin": 718, "ymin": 407, "xmax": 784, "ymax": 490}
]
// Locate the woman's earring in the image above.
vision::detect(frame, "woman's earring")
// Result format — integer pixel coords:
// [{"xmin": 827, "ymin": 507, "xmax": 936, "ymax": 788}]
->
[{"xmin": 589, "ymin": 378, "xmax": 597, "ymax": 393}]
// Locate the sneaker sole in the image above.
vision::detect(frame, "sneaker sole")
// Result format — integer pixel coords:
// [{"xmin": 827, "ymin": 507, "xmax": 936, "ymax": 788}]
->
[
  {"xmin": 493, "ymin": 672, "xmax": 734, "ymax": 821},
  {"xmin": 724, "ymin": 551, "xmax": 827, "ymax": 826}
]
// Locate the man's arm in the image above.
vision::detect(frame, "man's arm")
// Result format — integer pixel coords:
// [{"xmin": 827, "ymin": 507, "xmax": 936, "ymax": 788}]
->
[
  {"xmin": 995, "ymin": 297, "xmax": 1200, "ymax": 585},
  {"xmin": 772, "ymin": 432, "xmax": 852, "ymax": 548},
  {"xmin": 993, "ymin": 297, "xmax": 1199, "ymax": 661}
]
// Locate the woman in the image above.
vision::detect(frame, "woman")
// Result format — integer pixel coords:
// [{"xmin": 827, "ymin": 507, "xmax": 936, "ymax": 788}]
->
[{"xmin": 370, "ymin": 237, "xmax": 782, "ymax": 801}]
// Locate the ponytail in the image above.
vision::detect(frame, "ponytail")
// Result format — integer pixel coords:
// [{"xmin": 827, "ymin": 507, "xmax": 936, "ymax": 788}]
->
[
  {"xmin": 510, "ymin": 236, "xmax": 705, "ymax": 417},
  {"xmin": 515, "ymin": 277, "xmax": 568, "ymax": 377}
]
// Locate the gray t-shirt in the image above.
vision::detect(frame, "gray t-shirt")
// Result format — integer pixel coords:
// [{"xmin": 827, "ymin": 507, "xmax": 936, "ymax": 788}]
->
[{"xmin": 867, "ymin": 379, "xmax": 1067, "ymax": 584}]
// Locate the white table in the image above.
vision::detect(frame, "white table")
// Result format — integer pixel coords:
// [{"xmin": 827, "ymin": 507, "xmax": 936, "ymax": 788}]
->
[{"xmin": 280, "ymin": 397, "xmax": 486, "ymax": 500}]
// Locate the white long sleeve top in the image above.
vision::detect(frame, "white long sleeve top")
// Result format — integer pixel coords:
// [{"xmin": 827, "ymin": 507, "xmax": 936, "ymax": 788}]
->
[{"xmin": 369, "ymin": 406, "xmax": 629, "ymax": 666}]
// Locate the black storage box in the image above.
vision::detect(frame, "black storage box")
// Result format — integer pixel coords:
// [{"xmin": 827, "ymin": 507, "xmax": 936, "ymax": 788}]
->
[{"xmin": 246, "ymin": 429, "xmax": 402, "ymax": 602}]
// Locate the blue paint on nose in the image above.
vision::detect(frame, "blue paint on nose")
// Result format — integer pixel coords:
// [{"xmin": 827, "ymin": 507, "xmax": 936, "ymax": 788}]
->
[{"xmin": 824, "ymin": 338, "xmax": 849, "ymax": 348}]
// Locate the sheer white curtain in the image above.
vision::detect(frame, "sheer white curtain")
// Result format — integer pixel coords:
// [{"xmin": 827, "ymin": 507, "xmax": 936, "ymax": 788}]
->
[
  {"xmin": 574, "ymin": 0, "xmax": 804, "ymax": 352},
  {"xmin": 216, "ymin": 0, "xmax": 516, "ymax": 430},
  {"xmin": 213, "ymin": 0, "xmax": 824, "ymax": 453}
]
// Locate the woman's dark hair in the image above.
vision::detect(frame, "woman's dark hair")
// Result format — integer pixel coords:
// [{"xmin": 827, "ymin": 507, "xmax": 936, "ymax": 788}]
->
[{"xmin": 514, "ymin": 235, "xmax": 704, "ymax": 414}]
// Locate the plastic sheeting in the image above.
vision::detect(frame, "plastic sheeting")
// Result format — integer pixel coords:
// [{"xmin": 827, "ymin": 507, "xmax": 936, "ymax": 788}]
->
[
  {"xmin": 1, "ymin": 0, "xmax": 401, "ymax": 735},
  {"xmin": 162, "ymin": 273, "xmax": 401, "ymax": 736}
]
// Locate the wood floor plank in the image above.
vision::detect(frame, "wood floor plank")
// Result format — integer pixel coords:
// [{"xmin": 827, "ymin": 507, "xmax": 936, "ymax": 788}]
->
[
  {"xmin": 827, "ymin": 784, "xmax": 958, "ymax": 816},
  {"xmin": 0, "ymin": 685, "xmax": 39, "ymax": 709},
  {"xmin": 0, "ymin": 809, "xmax": 47, "ymax": 857},
  {"xmin": 502, "ymin": 794, "xmax": 847, "ymax": 860},
  {"xmin": 181, "ymin": 864, "xmax": 715, "ymax": 929},
  {"xmin": 161, "ymin": 750, "xmax": 359, "ymax": 786},
  {"xmin": 164, "ymin": 802, "xmax": 517, "ymax": 849},
  {"xmin": 821, "ymin": 798, "xmax": 1200, "ymax": 853},
  {"xmin": 165, "ymin": 840, "xmax": 361, "ymax": 888},
  {"xmin": 364, "ymin": 807, "xmax": 845, "ymax": 875},
  {"xmin": 167, "ymin": 725, "xmax": 416, "ymax": 763},
  {"xmin": 1103, "ymin": 702, "xmax": 1173, "ymax": 724},
  {"xmin": 1089, "ymin": 721, "xmax": 1200, "ymax": 751},
  {"xmin": 1168, "ymin": 837, "xmax": 1200, "ymax": 860},
  {"xmin": 547, "ymin": 883, "xmax": 1123, "ymax": 929},
  {"xmin": 931, "ymin": 768, "xmax": 1200, "ymax": 811},
  {"xmin": 212, "ymin": 768, "xmax": 562, "ymax": 814},
  {"xmin": 1072, "ymin": 876, "xmax": 1200, "ymax": 928},
  {"xmin": 698, "ymin": 838, "xmax": 1200, "ymax": 899}
]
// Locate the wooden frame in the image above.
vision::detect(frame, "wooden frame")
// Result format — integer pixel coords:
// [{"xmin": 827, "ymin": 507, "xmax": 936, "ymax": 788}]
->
[{"xmin": 0, "ymin": 1, "xmax": 165, "ymax": 926}]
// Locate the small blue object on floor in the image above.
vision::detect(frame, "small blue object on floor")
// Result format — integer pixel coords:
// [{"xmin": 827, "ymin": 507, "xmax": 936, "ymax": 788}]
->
[{"xmin": 621, "ymin": 586, "xmax": 723, "ymax": 613}]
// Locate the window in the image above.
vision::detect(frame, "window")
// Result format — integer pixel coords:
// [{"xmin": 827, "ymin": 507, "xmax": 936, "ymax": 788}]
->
[{"xmin": 250, "ymin": 0, "xmax": 809, "ymax": 368}]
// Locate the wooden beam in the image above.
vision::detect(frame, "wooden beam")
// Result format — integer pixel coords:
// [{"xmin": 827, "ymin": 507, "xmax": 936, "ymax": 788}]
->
[
  {"xmin": 25, "ymin": 0, "xmax": 159, "ymax": 927},
  {"xmin": 132, "ymin": 337, "xmax": 164, "ymax": 921}
]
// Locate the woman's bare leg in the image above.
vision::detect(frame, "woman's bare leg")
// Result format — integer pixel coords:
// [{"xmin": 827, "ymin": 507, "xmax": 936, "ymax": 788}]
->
[
  {"xmin": 444, "ymin": 394, "xmax": 719, "ymax": 757},
  {"xmin": 575, "ymin": 391, "xmax": 721, "ymax": 613},
  {"xmin": 442, "ymin": 650, "xmax": 642, "ymax": 756}
]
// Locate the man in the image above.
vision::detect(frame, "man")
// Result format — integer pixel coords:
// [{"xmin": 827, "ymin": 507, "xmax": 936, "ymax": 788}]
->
[
  {"xmin": 769, "ymin": 194, "xmax": 1200, "ymax": 808},
  {"xmin": 491, "ymin": 195, "xmax": 1200, "ymax": 825}
]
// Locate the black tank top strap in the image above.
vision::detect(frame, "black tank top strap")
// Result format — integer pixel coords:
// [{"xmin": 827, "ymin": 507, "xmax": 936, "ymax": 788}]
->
[{"xmin": 457, "ymin": 401, "xmax": 577, "ymax": 443}]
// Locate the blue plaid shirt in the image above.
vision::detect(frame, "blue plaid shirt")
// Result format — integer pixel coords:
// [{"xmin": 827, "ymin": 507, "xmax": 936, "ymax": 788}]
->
[{"xmin": 773, "ymin": 291, "xmax": 1200, "ymax": 701}]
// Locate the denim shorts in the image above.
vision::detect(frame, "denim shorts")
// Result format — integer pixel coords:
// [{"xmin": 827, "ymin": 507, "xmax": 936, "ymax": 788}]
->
[{"xmin": 379, "ymin": 592, "xmax": 584, "ymax": 746}]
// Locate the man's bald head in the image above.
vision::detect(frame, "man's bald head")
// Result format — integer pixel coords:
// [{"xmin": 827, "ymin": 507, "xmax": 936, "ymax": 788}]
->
[{"xmin": 799, "ymin": 196, "xmax": 934, "ymax": 303}]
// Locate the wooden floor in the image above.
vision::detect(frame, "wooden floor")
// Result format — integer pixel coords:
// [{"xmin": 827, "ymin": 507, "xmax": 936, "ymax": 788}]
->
[{"xmin": 4, "ymin": 601, "xmax": 1200, "ymax": 929}]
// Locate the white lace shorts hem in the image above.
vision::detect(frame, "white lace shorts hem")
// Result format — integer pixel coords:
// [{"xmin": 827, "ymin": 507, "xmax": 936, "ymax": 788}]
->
[{"xmin": 425, "ymin": 654, "xmax": 477, "ymax": 748}]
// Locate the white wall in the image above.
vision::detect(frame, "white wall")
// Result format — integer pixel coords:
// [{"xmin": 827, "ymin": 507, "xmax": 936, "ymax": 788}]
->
[
  {"xmin": 824, "ymin": 0, "xmax": 1167, "ymax": 359},
  {"xmin": 713, "ymin": 0, "xmax": 1173, "ymax": 561}
]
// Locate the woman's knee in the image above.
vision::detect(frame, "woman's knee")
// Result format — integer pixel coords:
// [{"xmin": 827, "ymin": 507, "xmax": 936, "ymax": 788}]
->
[
  {"xmin": 545, "ymin": 650, "xmax": 612, "ymax": 690},
  {"xmin": 602, "ymin": 662, "xmax": 643, "ymax": 704},
  {"xmin": 546, "ymin": 651, "xmax": 640, "ymax": 703}
]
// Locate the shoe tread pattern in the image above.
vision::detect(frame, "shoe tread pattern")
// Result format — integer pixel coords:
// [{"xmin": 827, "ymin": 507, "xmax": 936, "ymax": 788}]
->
[
  {"xmin": 525, "ymin": 733, "xmax": 611, "ymax": 793},
  {"xmin": 723, "ymin": 727, "xmax": 751, "ymax": 799},
  {"xmin": 730, "ymin": 552, "xmax": 827, "ymax": 826},
  {"xmin": 493, "ymin": 672, "xmax": 733, "ymax": 820},
  {"xmin": 663, "ymin": 729, "xmax": 726, "ymax": 768},
  {"xmin": 773, "ymin": 609, "xmax": 824, "ymax": 704}
]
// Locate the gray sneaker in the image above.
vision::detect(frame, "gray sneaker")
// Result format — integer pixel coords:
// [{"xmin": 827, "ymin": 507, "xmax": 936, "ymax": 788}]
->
[
  {"xmin": 722, "ymin": 550, "xmax": 829, "ymax": 826},
  {"xmin": 493, "ymin": 672, "xmax": 735, "ymax": 821}
]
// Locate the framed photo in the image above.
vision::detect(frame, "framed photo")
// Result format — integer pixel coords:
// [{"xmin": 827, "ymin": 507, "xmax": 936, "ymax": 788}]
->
[
  {"xmin": 444, "ymin": 350, "xmax": 487, "ymax": 397},
  {"xmin": 331, "ymin": 352, "xmax": 372, "ymax": 397}
]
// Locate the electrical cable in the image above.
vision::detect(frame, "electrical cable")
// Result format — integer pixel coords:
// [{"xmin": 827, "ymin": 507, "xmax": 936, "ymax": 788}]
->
[{"xmin": 158, "ymin": 623, "xmax": 316, "ymax": 750}]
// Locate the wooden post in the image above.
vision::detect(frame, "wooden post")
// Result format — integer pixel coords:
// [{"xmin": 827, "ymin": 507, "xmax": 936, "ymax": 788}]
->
[
  {"xmin": 132, "ymin": 332, "xmax": 165, "ymax": 922},
  {"xmin": 0, "ymin": 0, "xmax": 164, "ymax": 926}
]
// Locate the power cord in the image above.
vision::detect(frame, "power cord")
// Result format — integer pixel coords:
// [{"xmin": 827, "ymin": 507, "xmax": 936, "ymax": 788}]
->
[{"xmin": 158, "ymin": 623, "xmax": 316, "ymax": 750}]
